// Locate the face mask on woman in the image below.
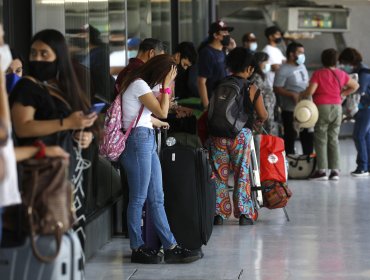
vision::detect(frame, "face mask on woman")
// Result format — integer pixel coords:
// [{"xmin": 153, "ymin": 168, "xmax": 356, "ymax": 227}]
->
[
  {"xmin": 6, "ymin": 73, "xmax": 21, "ymax": 93},
  {"xmin": 29, "ymin": 61, "xmax": 58, "ymax": 81},
  {"xmin": 342, "ymin": 64, "xmax": 354, "ymax": 73},
  {"xmin": 296, "ymin": 54, "xmax": 306, "ymax": 65}
]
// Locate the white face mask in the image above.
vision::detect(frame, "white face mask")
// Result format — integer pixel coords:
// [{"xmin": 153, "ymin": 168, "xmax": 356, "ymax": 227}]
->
[
  {"xmin": 296, "ymin": 54, "xmax": 306, "ymax": 65},
  {"xmin": 0, "ymin": 44, "xmax": 12, "ymax": 72},
  {"xmin": 262, "ymin": 63, "xmax": 271, "ymax": 73},
  {"xmin": 128, "ymin": 50, "xmax": 138, "ymax": 59},
  {"xmin": 249, "ymin": 42, "xmax": 258, "ymax": 51}
]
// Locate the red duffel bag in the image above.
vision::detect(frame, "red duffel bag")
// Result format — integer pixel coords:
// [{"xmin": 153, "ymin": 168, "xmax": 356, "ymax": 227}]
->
[{"xmin": 260, "ymin": 134, "xmax": 287, "ymax": 183}]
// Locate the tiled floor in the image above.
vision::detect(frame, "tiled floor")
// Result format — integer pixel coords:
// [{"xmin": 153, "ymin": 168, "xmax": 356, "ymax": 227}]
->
[{"xmin": 85, "ymin": 139, "xmax": 370, "ymax": 280}]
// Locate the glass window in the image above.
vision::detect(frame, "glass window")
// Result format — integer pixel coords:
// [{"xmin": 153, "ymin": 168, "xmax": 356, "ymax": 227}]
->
[
  {"xmin": 179, "ymin": 0, "xmax": 208, "ymax": 47},
  {"xmin": 127, "ymin": 0, "xmax": 171, "ymax": 52}
]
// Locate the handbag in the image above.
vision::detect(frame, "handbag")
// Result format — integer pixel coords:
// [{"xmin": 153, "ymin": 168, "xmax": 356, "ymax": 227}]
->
[
  {"xmin": 262, "ymin": 181, "xmax": 292, "ymax": 209},
  {"xmin": 3, "ymin": 157, "xmax": 75, "ymax": 262},
  {"xmin": 99, "ymin": 92, "xmax": 144, "ymax": 161},
  {"xmin": 287, "ymin": 154, "xmax": 316, "ymax": 179}
]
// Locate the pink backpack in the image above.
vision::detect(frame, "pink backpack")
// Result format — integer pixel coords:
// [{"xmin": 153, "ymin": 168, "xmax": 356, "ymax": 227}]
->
[{"xmin": 99, "ymin": 93, "xmax": 143, "ymax": 161}]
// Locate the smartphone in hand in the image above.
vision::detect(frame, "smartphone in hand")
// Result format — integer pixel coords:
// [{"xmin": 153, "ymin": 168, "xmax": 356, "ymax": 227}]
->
[{"xmin": 88, "ymin": 102, "xmax": 106, "ymax": 114}]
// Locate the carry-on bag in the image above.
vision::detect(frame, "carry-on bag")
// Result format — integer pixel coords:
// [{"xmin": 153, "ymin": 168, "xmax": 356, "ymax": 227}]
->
[
  {"xmin": 260, "ymin": 134, "xmax": 287, "ymax": 183},
  {"xmin": 261, "ymin": 181, "xmax": 293, "ymax": 209},
  {"xmin": 0, "ymin": 231, "xmax": 84, "ymax": 280},
  {"xmin": 287, "ymin": 154, "xmax": 316, "ymax": 179},
  {"xmin": 160, "ymin": 137, "xmax": 215, "ymax": 250}
]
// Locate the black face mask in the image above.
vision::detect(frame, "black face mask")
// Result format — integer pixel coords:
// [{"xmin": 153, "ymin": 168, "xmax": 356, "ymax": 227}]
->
[
  {"xmin": 176, "ymin": 64, "xmax": 186, "ymax": 77},
  {"xmin": 274, "ymin": 37, "xmax": 283, "ymax": 44},
  {"xmin": 221, "ymin": 35, "xmax": 231, "ymax": 47},
  {"xmin": 29, "ymin": 61, "xmax": 58, "ymax": 81}
]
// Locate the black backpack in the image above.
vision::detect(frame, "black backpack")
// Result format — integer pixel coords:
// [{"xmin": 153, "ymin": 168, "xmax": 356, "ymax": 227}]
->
[{"xmin": 208, "ymin": 76, "xmax": 250, "ymax": 138}]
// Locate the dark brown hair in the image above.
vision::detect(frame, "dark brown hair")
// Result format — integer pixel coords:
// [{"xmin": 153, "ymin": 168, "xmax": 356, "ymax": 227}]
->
[
  {"xmin": 120, "ymin": 54, "xmax": 176, "ymax": 93},
  {"xmin": 321, "ymin": 48, "xmax": 338, "ymax": 67},
  {"xmin": 31, "ymin": 29, "xmax": 90, "ymax": 112},
  {"xmin": 338, "ymin": 47, "xmax": 363, "ymax": 67}
]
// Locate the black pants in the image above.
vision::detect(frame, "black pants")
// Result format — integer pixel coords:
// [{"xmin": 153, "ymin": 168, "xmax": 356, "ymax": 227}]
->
[{"xmin": 282, "ymin": 111, "xmax": 314, "ymax": 155}]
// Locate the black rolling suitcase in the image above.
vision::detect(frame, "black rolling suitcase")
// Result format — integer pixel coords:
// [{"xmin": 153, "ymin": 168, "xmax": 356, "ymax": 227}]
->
[{"xmin": 160, "ymin": 138, "xmax": 216, "ymax": 250}]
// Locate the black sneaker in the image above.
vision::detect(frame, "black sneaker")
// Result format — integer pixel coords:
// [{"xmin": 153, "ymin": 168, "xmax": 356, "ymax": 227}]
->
[
  {"xmin": 351, "ymin": 169, "xmax": 369, "ymax": 177},
  {"xmin": 329, "ymin": 170, "xmax": 339, "ymax": 180},
  {"xmin": 213, "ymin": 215, "xmax": 223, "ymax": 225},
  {"xmin": 239, "ymin": 214, "xmax": 254, "ymax": 226},
  {"xmin": 131, "ymin": 246, "xmax": 161, "ymax": 264},
  {"xmin": 164, "ymin": 245, "xmax": 201, "ymax": 264}
]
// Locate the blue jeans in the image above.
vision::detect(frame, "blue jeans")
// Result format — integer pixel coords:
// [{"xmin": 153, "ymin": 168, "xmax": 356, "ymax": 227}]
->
[
  {"xmin": 120, "ymin": 127, "xmax": 177, "ymax": 250},
  {"xmin": 353, "ymin": 108, "xmax": 370, "ymax": 171}
]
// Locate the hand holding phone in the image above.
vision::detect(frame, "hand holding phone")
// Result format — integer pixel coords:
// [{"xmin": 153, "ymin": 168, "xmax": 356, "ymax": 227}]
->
[{"xmin": 88, "ymin": 102, "xmax": 106, "ymax": 114}]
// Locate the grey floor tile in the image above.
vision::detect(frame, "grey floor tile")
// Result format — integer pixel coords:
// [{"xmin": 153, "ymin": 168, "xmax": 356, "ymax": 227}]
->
[{"xmin": 86, "ymin": 139, "xmax": 370, "ymax": 280}]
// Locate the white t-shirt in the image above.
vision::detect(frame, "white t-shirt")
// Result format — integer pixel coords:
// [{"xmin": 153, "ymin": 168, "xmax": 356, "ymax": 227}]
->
[
  {"xmin": 262, "ymin": 44, "xmax": 286, "ymax": 87},
  {"xmin": 122, "ymin": 79, "xmax": 154, "ymax": 130},
  {"xmin": 0, "ymin": 133, "xmax": 21, "ymax": 207}
]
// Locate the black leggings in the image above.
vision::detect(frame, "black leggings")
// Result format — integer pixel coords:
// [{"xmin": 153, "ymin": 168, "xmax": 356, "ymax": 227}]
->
[{"xmin": 282, "ymin": 111, "xmax": 314, "ymax": 155}]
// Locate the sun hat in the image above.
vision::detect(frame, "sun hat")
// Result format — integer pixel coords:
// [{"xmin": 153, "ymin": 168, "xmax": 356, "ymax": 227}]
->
[{"xmin": 294, "ymin": 100, "xmax": 319, "ymax": 128}]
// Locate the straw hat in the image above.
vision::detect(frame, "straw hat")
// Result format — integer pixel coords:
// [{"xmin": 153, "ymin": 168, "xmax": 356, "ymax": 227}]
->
[{"xmin": 294, "ymin": 100, "xmax": 319, "ymax": 128}]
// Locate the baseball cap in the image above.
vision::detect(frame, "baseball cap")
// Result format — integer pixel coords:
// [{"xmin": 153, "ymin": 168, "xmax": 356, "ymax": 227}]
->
[
  {"xmin": 242, "ymin": 32, "xmax": 257, "ymax": 43},
  {"xmin": 208, "ymin": 20, "xmax": 234, "ymax": 35},
  {"xmin": 127, "ymin": 37, "xmax": 141, "ymax": 48}
]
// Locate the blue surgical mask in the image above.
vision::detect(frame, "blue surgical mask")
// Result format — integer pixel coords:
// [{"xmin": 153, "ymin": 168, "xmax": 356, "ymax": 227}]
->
[
  {"xmin": 296, "ymin": 54, "xmax": 305, "ymax": 65},
  {"xmin": 249, "ymin": 42, "xmax": 258, "ymax": 52},
  {"xmin": 128, "ymin": 50, "xmax": 138, "ymax": 59},
  {"xmin": 6, "ymin": 73, "xmax": 21, "ymax": 94},
  {"xmin": 342, "ymin": 64, "xmax": 354, "ymax": 73},
  {"xmin": 262, "ymin": 63, "xmax": 271, "ymax": 73}
]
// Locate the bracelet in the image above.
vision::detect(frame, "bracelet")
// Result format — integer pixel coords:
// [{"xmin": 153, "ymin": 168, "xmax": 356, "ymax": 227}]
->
[
  {"xmin": 33, "ymin": 140, "xmax": 46, "ymax": 159},
  {"xmin": 160, "ymin": 88, "xmax": 172, "ymax": 95}
]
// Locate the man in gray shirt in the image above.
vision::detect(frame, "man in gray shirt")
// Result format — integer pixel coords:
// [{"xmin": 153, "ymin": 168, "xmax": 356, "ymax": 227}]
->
[{"xmin": 274, "ymin": 42, "xmax": 313, "ymax": 155}]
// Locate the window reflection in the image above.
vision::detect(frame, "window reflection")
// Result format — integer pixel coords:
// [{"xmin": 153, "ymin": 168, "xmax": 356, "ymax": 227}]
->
[
  {"xmin": 126, "ymin": 0, "xmax": 171, "ymax": 53},
  {"xmin": 179, "ymin": 0, "xmax": 207, "ymax": 47},
  {"xmin": 109, "ymin": 0, "xmax": 126, "ymax": 77}
]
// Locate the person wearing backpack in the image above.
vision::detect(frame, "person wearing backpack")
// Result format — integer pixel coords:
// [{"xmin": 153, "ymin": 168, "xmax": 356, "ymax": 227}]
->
[
  {"xmin": 338, "ymin": 48, "xmax": 370, "ymax": 177},
  {"xmin": 208, "ymin": 47, "xmax": 267, "ymax": 226},
  {"xmin": 118, "ymin": 54, "xmax": 201, "ymax": 264}
]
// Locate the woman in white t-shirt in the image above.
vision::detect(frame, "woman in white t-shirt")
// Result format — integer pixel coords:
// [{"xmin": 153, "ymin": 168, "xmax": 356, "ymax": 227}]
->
[{"xmin": 118, "ymin": 54, "xmax": 201, "ymax": 264}]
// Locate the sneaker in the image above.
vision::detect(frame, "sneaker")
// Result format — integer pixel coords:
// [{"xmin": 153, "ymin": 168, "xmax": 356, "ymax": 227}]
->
[
  {"xmin": 351, "ymin": 169, "xmax": 369, "ymax": 177},
  {"xmin": 329, "ymin": 170, "xmax": 339, "ymax": 180},
  {"xmin": 131, "ymin": 246, "xmax": 161, "ymax": 264},
  {"xmin": 213, "ymin": 215, "xmax": 223, "ymax": 225},
  {"xmin": 164, "ymin": 245, "xmax": 201, "ymax": 263},
  {"xmin": 239, "ymin": 214, "xmax": 254, "ymax": 226},
  {"xmin": 309, "ymin": 171, "xmax": 328, "ymax": 181}
]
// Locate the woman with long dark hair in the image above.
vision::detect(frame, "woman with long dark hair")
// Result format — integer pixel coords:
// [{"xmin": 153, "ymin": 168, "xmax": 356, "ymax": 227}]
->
[
  {"xmin": 119, "ymin": 54, "xmax": 200, "ymax": 264},
  {"xmin": 10, "ymin": 29, "xmax": 97, "ymax": 172}
]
